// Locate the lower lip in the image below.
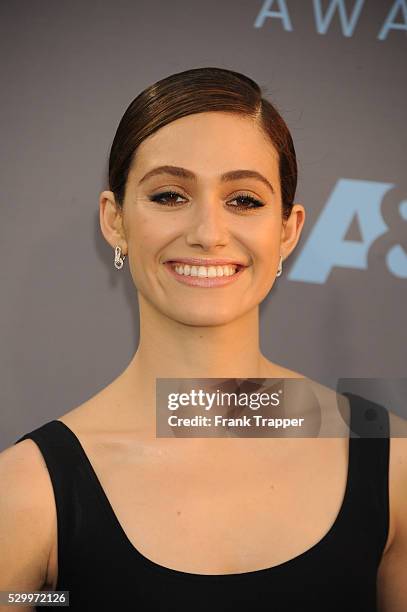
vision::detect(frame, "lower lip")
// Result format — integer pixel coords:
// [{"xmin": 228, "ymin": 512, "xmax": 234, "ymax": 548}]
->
[{"xmin": 163, "ymin": 262, "xmax": 247, "ymax": 287}]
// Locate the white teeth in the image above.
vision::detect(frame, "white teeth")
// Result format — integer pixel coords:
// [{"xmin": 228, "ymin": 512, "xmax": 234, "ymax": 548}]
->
[{"xmin": 172, "ymin": 263, "xmax": 238, "ymax": 277}]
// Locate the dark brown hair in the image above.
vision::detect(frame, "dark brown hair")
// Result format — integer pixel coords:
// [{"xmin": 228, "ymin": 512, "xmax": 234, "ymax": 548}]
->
[{"xmin": 108, "ymin": 67, "xmax": 297, "ymax": 221}]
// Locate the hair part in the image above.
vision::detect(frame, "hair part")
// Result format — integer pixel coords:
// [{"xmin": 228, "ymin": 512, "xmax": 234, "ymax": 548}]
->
[{"xmin": 108, "ymin": 67, "xmax": 297, "ymax": 222}]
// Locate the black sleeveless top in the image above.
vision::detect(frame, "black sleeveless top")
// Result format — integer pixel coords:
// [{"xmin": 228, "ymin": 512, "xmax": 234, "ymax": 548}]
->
[{"xmin": 14, "ymin": 392, "xmax": 390, "ymax": 611}]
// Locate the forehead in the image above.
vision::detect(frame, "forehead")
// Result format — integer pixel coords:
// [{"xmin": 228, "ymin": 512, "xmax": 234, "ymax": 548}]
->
[{"xmin": 129, "ymin": 111, "xmax": 279, "ymax": 179}]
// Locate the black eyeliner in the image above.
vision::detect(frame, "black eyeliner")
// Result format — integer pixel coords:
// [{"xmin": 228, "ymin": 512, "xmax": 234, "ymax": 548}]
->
[{"xmin": 148, "ymin": 190, "xmax": 265, "ymax": 210}]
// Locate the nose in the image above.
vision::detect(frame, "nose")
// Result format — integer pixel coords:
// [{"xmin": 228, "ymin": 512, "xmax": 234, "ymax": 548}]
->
[{"xmin": 184, "ymin": 195, "xmax": 229, "ymax": 250}]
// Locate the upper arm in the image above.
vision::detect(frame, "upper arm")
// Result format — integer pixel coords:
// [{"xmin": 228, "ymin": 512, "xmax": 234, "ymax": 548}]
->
[
  {"xmin": 377, "ymin": 411, "xmax": 407, "ymax": 611},
  {"xmin": 0, "ymin": 438, "xmax": 56, "ymax": 607}
]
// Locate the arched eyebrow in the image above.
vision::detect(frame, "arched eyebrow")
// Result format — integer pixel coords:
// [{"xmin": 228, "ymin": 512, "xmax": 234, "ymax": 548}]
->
[{"xmin": 138, "ymin": 165, "xmax": 275, "ymax": 195}]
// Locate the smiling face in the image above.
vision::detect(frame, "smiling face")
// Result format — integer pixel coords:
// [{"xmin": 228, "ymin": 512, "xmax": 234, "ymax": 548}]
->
[{"xmin": 101, "ymin": 111, "xmax": 305, "ymax": 326}]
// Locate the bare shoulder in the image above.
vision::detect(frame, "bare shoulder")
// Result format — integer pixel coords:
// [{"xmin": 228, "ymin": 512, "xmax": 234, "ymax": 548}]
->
[
  {"xmin": 261, "ymin": 359, "xmax": 332, "ymax": 394},
  {"xmin": 261, "ymin": 359, "xmax": 307, "ymax": 380},
  {"xmin": 376, "ymin": 408, "xmax": 407, "ymax": 610},
  {"xmin": 55, "ymin": 370, "xmax": 132, "ymax": 433},
  {"xmin": 0, "ymin": 438, "xmax": 56, "ymax": 593},
  {"xmin": 262, "ymin": 361, "xmax": 347, "ymax": 407},
  {"xmin": 0, "ymin": 436, "xmax": 56, "ymax": 533},
  {"xmin": 387, "ymin": 408, "xmax": 407, "ymax": 534}
]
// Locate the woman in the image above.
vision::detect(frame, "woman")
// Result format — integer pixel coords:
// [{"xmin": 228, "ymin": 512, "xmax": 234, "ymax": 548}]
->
[{"xmin": 1, "ymin": 67, "xmax": 406, "ymax": 611}]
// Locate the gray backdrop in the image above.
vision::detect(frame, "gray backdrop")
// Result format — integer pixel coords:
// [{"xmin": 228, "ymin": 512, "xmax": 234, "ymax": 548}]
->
[{"xmin": 1, "ymin": 0, "xmax": 406, "ymax": 449}]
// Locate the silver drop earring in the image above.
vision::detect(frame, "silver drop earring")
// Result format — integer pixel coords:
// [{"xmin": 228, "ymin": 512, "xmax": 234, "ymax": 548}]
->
[
  {"xmin": 276, "ymin": 254, "xmax": 283, "ymax": 277},
  {"xmin": 114, "ymin": 245, "xmax": 126, "ymax": 270}
]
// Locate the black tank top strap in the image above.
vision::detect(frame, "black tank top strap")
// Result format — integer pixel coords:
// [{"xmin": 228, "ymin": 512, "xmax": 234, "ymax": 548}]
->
[
  {"xmin": 343, "ymin": 391, "xmax": 390, "ymax": 439},
  {"xmin": 342, "ymin": 391, "xmax": 390, "ymax": 563}
]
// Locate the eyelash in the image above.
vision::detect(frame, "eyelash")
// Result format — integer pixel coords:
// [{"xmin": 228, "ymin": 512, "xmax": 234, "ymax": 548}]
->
[{"xmin": 148, "ymin": 190, "xmax": 265, "ymax": 211}]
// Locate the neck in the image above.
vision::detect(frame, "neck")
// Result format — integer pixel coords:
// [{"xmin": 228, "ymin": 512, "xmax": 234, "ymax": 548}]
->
[
  {"xmin": 117, "ymin": 294, "xmax": 281, "ymax": 432},
  {"xmin": 126, "ymin": 293, "xmax": 270, "ymax": 378}
]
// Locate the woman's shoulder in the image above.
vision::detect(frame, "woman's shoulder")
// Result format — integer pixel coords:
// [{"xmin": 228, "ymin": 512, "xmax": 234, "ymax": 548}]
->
[
  {"xmin": 260, "ymin": 359, "xmax": 345, "ymax": 414},
  {"xmin": 387, "ymin": 409, "xmax": 407, "ymax": 538},
  {"xmin": 377, "ymin": 408, "xmax": 407, "ymax": 601},
  {"xmin": 56, "ymin": 373, "xmax": 128, "ymax": 433},
  {"xmin": 56, "ymin": 395, "xmax": 106, "ymax": 432},
  {"xmin": 261, "ymin": 359, "xmax": 307, "ymax": 380},
  {"xmin": 0, "ymin": 437, "xmax": 56, "ymax": 590}
]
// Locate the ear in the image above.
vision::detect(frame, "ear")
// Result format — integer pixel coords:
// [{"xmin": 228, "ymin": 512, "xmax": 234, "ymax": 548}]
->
[
  {"xmin": 280, "ymin": 204, "xmax": 306, "ymax": 261},
  {"xmin": 99, "ymin": 190, "xmax": 128, "ymax": 255}
]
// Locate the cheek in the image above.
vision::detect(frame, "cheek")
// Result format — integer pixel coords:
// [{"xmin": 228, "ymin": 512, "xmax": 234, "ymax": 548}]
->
[
  {"xmin": 249, "ymin": 222, "xmax": 281, "ymax": 260},
  {"xmin": 128, "ymin": 210, "xmax": 172, "ymax": 256}
]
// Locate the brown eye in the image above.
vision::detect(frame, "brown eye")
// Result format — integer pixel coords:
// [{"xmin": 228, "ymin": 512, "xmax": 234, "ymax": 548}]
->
[
  {"xmin": 149, "ymin": 191, "xmax": 186, "ymax": 206},
  {"xmin": 228, "ymin": 194, "xmax": 265, "ymax": 210},
  {"xmin": 148, "ymin": 190, "xmax": 265, "ymax": 211}
]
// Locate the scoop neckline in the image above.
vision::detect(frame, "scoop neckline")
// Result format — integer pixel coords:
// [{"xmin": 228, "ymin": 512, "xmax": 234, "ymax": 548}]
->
[{"xmin": 52, "ymin": 393, "xmax": 355, "ymax": 582}]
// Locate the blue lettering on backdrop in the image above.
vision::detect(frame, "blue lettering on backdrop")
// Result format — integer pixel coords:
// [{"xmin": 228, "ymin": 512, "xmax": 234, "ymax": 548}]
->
[
  {"xmin": 378, "ymin": 0, "xmax": 407, "ymax": 40},
  {"xmin": 386, "ymin": 200, "xmax": 407, "ymax": 278},
  {"xmin": 254, "ymin": 0, "xmax": 407, "ymax": 40},
  {"xmin": 253, "ymin": 0, "xmax": 293, "ymax": 31},
  {"xmin": 288, "ymin": 179, "xmax": 407, "ymax": 284},
  {"xmin": 313, "ymin": 0, "xmax": 364, "ymax": 37}
]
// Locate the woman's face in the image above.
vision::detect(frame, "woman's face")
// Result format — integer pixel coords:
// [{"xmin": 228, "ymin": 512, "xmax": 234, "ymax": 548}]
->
[{"xmin": 102, "ymin": 111, "xmax": 304, "ymax": 326}]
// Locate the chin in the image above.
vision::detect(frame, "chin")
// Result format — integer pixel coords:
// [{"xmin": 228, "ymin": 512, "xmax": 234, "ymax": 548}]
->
[{"xmin": 168, "ymin": 307, "xmax": 241, "ymax": 328}]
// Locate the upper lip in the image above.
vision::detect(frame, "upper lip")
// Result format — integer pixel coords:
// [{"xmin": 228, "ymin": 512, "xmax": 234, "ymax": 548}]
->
[{"xmin": 164, "ymin": 258, "xmax": 248, "ymax": 267}]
